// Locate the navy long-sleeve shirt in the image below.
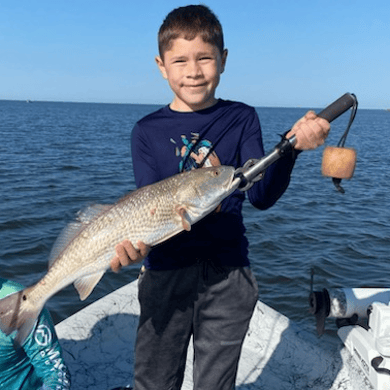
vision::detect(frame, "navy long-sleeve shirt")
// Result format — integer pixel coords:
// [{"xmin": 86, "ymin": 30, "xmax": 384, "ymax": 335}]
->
[{"xmin": 131, "ymin": 99, "xmax": 296, "ymax": 270}]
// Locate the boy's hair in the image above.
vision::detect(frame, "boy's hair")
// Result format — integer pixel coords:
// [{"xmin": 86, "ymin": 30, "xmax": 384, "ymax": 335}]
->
[{"xmin": 158, "ymin": 5, "xmax": 224, "ymax": 59}]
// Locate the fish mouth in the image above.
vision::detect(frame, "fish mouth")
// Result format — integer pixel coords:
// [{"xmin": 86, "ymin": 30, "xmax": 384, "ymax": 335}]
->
[
  {"xmin": 217, "ymin": 166, "xmax": 240, "ymax": 198},
  {"xmin": 228, "ymin": 169, "xmax": 237, "ymax": 188},
  {"xmin": 227, "ymin": 168, "xmax": 240, "ymax": 194}
]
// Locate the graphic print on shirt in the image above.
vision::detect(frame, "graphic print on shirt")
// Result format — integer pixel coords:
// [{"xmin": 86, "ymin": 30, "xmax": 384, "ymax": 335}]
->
[
  {"xmin": 170, "ymin": 132, "xmax": 220, "ymax": 172},
  {"xmin": 34, "ymin": 324, "xmax": 52, "ymax": 346}
]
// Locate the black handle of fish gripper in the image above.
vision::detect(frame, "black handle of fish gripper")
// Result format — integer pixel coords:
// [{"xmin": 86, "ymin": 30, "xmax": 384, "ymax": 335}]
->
[{"xmin": 317, "ymin": 93, "xmax": 357, "ymax": 123}]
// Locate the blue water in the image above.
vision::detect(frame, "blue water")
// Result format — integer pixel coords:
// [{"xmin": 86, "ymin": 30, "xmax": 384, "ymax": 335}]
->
[{"xmin": 1, "ymin": 100, "xmax": 389, "ymax": 336}]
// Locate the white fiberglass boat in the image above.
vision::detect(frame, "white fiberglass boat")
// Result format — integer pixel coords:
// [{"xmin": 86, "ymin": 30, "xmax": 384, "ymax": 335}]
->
[
  {"xmin": 55, "ymin": 280, "xmax": 371, "ymax": 390},
  {"xmin": 310, "ymin": 286, "xmax": 390, "ymax": 390}
]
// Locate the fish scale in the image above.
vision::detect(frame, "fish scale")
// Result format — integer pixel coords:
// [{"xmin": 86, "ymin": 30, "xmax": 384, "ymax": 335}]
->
[{"xmin": 0, "ymin": 165, "xmax": 236, "ymax": 346}]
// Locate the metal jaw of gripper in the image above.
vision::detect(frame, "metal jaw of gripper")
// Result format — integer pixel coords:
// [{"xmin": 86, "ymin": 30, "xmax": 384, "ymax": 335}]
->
[
  {"xmin": 233, "ymin": 135, "xmax": 297, "ymax": 192},
  {"xmin": 233, "ymin": 159, "xmax": 265, "ymax": 192}
]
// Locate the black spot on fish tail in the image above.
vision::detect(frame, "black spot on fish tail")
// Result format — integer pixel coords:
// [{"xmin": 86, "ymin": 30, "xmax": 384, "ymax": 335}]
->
[{"xmin": 0, "ymin": 287, "xmax": 43, "ymax": 347}]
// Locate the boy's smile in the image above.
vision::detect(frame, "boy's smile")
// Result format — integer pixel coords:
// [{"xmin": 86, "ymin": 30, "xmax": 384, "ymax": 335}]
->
[{"xmin": 156, "ymin": 35, "xmax": 228, "ymax": 112}]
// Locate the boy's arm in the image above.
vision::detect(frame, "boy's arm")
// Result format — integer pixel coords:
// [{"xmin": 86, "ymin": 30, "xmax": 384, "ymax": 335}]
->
[{"xmin": 244, "ymin": 110, "xmax": 330, "ymax": 210}]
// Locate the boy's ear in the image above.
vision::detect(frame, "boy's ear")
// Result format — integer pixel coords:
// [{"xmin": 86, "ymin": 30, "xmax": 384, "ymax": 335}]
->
[
  {"xmin": 155, "ymin": 56, "xmax": 168, "ymax": 79},
  {"xmin": 221, "ymin": 49, "xmax": 228, "ymax": 74}
]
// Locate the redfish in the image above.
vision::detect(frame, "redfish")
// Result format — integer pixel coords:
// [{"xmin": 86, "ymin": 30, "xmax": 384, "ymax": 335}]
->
[{"xmin": 0, "ymin": 166, "xmax": 236, "ymax": 345}]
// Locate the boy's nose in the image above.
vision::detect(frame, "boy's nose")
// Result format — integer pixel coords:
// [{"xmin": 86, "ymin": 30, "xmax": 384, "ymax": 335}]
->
[{"xmin": 187, "ymin": 61, "xmax": 202, "ymax": 78}]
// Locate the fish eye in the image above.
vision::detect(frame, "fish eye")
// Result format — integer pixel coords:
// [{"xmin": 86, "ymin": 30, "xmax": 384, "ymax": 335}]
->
[{"xmin": 213, "ymin": 170, "xmax": 219, "ymax": 176}]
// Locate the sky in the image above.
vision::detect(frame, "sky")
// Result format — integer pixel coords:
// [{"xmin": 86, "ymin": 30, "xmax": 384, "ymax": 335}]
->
[{"xmin": 0, "ymin": 0, "xmax": 389, "ymax": 109}]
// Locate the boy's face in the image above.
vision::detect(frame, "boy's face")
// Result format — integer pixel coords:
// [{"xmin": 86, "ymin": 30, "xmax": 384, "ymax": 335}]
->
[{"xmin": 156, "ymin": 35, "xmax": 227, "ymax": 112}]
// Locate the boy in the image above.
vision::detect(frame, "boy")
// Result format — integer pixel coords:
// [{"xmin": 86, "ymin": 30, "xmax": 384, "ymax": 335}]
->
[{"xmin": 111, "ymin": 4, "xmax": 329, "ymax": 390}]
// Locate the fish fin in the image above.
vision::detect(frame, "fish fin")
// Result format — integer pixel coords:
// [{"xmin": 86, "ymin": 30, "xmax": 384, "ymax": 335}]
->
[
  {"xmin": 49, "ymin": 221, "xmax": 84, "ymax": 268},
  {"xmin": 77, "ymin": 204, "xmax": 112, "ymax": 224},
  {"xmin": 0, "ymin": 286, "xmax": 43, "ymax": 347},
  {"xmin": 175, "ymin": 205, "xmax": 191, "ymax": 232},
  {"xmin": 74, "ymin": 271, "xmax": 105, "ymax": 301},
  {"xmin": 49, "ymin": 204, "xmax": 111, "ymax": 268}
]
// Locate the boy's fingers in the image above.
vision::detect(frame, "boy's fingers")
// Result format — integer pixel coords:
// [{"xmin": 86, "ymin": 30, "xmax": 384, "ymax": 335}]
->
[
  {"xmin": 110, "ymin": 240, "xmax": 151, "ymax": 273},
  {"xmin": 316, "ymin": 116, "xmax": 331, "ymax": 133},
  {"xmin": 110, "ymin": 256, "xmax": 121, "ymax": 273},
  {"xmin": 137, "ymin": 241, "xmax": 151, "ymax": 258},
  {"xmin": 303, "ymin": 110, "xmax": 316, "ymax": 120},
  {"xmin": 288, "ymin": 111, "xmax": 330, "ymax": 150},
  {"xmin": 121, "ymin": 240, "xmax": 140, "ymax": 261}
]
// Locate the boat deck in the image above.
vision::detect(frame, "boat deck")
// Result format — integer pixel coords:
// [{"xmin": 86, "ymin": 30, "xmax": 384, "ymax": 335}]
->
[{"xmin": 55, "ymin": 281, "xmax": 371, "ymax": 390}]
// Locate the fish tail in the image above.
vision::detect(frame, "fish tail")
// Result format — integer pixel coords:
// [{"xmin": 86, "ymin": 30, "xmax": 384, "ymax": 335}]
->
[{"xmin": 0, "ymin": 286, "xmax": 43, "ymax": 347}]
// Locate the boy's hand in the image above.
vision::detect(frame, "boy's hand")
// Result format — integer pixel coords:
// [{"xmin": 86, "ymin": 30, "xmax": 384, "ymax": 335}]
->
[
  {"xmin": 110, "ymin": 240, "xmax": 150, "ymax": 273},
  {"xmin": 287, "ymin": 111, "xmax": 330, "ymax": 150}
]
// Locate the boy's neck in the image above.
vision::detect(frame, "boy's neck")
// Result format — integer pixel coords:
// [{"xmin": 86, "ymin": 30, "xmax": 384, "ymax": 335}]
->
[{"xmin": 169, "ymin": 97, "xmax": 219, "ymax": 112}]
